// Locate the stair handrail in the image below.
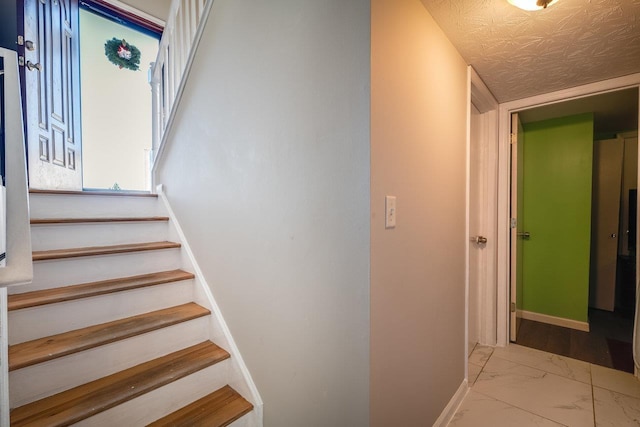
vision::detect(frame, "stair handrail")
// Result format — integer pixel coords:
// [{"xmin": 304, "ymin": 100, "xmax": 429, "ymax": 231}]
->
[
  {"xmin": 0, "ymin": 48, "xmax": 33, "ymax": 289},
  {"xmin": 150, "ymin": 0, "xmax": 215, "ymax": 177}
]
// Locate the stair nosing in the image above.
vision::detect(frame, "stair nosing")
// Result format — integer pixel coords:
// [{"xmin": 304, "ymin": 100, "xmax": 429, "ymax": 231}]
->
[
  {"xmin": 8, "ymin": 302, "xmax": 210, "ymax": 371},
  {"xmin": 10, "ymin": 341, "xmax": 230, "ymax": 427},
  {"xmin": 30, "ymin": 217, "xmax": 170, "ymax": 224},
  {"xmin": 8, "ymin": 269, "xmax": 195, "ymax": 311},
  {"xmin": 29, "ymin": 189, "xmax": 157, "ymax": 197},
  {"xmin": 32, "ymin": 241, "xmax": 181, "ymax": 261},
  {"xmin": 147, "ymin": 385, "xmax": 254, "ymax": 427}
]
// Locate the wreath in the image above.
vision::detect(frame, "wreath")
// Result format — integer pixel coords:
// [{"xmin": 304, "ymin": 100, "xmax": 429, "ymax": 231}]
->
[{"xmin": 104, "ymin": 38, "xmax": 141, "ymax": 71}]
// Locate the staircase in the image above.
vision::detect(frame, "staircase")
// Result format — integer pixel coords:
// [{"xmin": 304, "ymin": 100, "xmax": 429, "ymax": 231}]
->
[{"xmin": 6, "ymin": 190, "xmax": 256, "ymax": 426}]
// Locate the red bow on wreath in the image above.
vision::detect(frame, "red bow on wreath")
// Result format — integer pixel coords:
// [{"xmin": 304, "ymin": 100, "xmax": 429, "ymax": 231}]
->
[{"xmin": 116, "ymin": 41, "xmax": 133, "ymax": 64}]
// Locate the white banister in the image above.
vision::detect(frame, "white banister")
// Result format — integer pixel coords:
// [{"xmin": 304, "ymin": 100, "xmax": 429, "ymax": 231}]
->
[
  {"xmin": 1, "ymin": 287, "xmax": 8, "ymax": 427},
  {"xmin": 0, "ymin": 48, "xmax": 32, "ymax": 288},
  {"xmin": 150, "ymin": 0, "xmax": 215, "ymax": 177},
  {"xmin": 0, "ymin": 47, "xmax": 33, "ymax": 427}
]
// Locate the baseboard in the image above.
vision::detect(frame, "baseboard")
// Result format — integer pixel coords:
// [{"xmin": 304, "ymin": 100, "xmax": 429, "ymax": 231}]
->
[
  {"xmin": 520, "ymin": 310, "xmax": 589, "ymax": 332},
  {"xmin": 432, "ymin": 379, "xmax": 468, "ymax": 427},
  {"xmin": 156, "ymin": 185, "xmax": 264, "ymax": 425}
]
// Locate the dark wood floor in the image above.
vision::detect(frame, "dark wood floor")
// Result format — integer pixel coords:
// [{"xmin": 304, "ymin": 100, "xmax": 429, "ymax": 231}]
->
[{"xmin": 515, "ymin": 308, "xmax": 634, "ymax": 372}]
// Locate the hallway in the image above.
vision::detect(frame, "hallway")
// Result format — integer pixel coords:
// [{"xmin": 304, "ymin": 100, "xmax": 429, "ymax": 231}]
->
[{"xmin": 450, "ymin": 344, "xmax": 640, "ymax": 426}]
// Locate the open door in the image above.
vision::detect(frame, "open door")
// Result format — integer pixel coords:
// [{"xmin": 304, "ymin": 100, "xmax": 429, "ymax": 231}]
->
[
  {"xmin": 510, "ymin": 113, "xmax": 524, "ymax": 342},
  {"xmin": 590, "ymin": 138, "xmax": 624, "ymax": 311},
  {"xmin": 24, "ymin": 0, "xmax": 82, "ymax": 190},
  {"xmin": 468, "ymin": 103, "xmax": 482, "ymax": 354}
]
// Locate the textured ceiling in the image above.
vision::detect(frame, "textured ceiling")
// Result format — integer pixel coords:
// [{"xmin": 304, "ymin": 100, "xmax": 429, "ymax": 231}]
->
[{"xmin": 420, "ymin": 0, "xmax": 640, "ymax": 102}]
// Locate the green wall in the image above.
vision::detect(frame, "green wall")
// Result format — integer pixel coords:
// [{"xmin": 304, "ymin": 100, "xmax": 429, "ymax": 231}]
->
[{"xmin": 522, "ymin": 113, "xmax": 594, "ymax": 323}]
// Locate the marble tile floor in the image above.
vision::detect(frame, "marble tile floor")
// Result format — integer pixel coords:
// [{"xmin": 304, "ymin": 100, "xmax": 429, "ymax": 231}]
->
[{"xmin": 449, "ymin": 343, "xmax": 640, "ymax": 427}]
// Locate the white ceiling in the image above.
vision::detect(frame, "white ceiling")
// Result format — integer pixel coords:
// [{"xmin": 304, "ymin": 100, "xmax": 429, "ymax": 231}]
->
[{"xmin": 420, "ymin": 0, "xmax": 640, "ymax": 102}]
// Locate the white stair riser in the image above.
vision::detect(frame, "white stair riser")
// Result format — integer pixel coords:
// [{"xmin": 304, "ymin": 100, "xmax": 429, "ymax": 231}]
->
[
  {"xmin": 29, "ymin": 194, "xmax": 163, "ymax": 218},
  {"xmin": 74, "ymin": 361, "xmax": 232, "ymax": 427},
  {"xmin": 11, "ymin": 192, "xmax": 258, "ymax": 426},
  {"xmin": 30, "ymin": 222, "xmax": 169, "ymax": 251},
  {"xmin": 9, "ymin": 318, "xmax": 211, "ymax": 407},
  {"xmin": 10, "ymin": 249, "xmax": 183, "ymax": 294},
  {"xmin": 229, "ymin": 414, "xmax": 255, "ymax": 427},
  {"xmin": 9, "ymin": 280, "xmax": 195, "ymax": 344}
]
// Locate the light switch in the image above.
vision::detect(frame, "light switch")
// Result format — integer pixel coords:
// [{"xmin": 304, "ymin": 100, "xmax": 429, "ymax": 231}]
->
[{"xmin": 385, "ymin": 196, "xmax": 396, "ymax": 229}]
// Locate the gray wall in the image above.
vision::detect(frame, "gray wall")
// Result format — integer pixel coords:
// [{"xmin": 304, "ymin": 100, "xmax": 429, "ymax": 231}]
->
[
  {"xmin": 370, "ymin": 0, "xmax": 468, "ymax": 424},
  {"xmin": 155, "ymin": 0, "xmax": 370, "ymax": 425}
]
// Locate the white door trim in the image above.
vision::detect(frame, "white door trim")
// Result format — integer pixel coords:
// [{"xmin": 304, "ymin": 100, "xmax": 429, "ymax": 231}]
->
[
  {"xmin": 97, "ymin": 0, "xmax": 166, "ymax": 26},
  {"xmin": 496, "ymin": 73, "xmax": 640, "ymax": 346},
  {"xmin": 467, "ymin": 65, "xmax": 500, "ymax": 372}
]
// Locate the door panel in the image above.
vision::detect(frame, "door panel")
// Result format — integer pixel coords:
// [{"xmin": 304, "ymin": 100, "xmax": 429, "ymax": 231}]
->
[
  {"xmin": 590, "ymin": 138, "xmax": 624, "ymax": 311},
  {"xmin": 469, "ymin": 103, "xmax": 481, "ymax": 354},
  {"xmin": 25, "ymin": 0, "xmax": 82, "ymax": 190},
  {"xmin": 510, "ymin": 113, "xmax": 524, "ymax": 342}
]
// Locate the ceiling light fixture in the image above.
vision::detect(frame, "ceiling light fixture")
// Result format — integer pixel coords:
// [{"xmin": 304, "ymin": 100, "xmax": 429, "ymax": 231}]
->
[{"xmin": 507, "ymin": 0, "xmax": 559, "ymax": 11}]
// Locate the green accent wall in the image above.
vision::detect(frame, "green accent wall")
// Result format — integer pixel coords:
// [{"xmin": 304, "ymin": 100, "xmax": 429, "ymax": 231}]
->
[{"xmin": 522, "ymin": 113, "xmax": 594, "ymax": 323}]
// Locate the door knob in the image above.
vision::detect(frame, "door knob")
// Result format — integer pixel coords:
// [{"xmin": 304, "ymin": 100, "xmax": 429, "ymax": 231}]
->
[
  {"xmin": 610, "ymin": 233, "xmax": 617, "ymax": 238},
  {"xmin": 518, "ymin": 231, "xmax": 531, "ymax": 239},
  {"xmin": 471, "ymin": 236, "xmax": 488, "ymax": 244},
  {"xmin": 26, "ymin": 61, "xmax": 42, "ymax": 71},
  {"xmin": 25, "ymin": 40, "xmax": 36, "ymax": 51}
]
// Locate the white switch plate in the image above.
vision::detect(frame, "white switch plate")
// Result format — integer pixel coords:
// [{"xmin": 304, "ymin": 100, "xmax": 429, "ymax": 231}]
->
[{"xmin": 385, "ymin": 196, "xmax": 396, "ymax": 228}]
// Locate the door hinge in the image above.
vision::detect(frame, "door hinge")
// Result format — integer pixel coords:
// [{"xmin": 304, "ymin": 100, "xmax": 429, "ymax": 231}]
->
[
  {"xmin": 511, "ymin": 302, "xmax": 516, "ymax": 312},
  {"xmin": 510, "ymin": 133, "xmax": 516, "ymax": 144},
  {"xmin": 510, "ymin": 218, "xmax": 517, "ymax": 229}
]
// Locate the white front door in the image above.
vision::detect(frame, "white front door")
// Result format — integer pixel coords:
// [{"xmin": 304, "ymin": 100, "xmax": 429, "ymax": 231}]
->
[{"xmin": 24, "ymin": 0, "xmax": 82, "ymax": 190}]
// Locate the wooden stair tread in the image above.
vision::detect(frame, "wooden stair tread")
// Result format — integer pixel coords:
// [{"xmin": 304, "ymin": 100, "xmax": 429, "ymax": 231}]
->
[
  {"xmin": 9, "ymin": 303, "xmax": 210, "ymax": 371},
  {"xmin": 147, "ymin": 385, "xmax": 253, "ymax": 427},
  {"xmin": 32, "ymin": 241, "xmax": 181, "ymax": 261},
  {"xmin": 31, "ymin": 217, "xmax": 169, "ymax": 224},
  {"xmin": 29, "ymin": 189, "xmax": 157, "ymax": 197},
  {"xmin": 8, "ymin": 270, "xmax": 195, "ymax": 311},
  {"xmin": 10, "ymin": 341, "xmax": 230, "ymax": 427}
]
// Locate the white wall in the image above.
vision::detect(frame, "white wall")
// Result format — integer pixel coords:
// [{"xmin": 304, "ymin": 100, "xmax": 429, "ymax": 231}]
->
[
  {"xmin": 370, "ymin": 0, "xmax": 468, "ymax": 424},
  {"xmin": 154, "ymin": 0, "xmax": 370, "ymax": 426}
]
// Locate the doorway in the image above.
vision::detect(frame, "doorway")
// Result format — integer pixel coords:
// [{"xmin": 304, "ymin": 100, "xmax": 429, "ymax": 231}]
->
[
  {"xmin": 467, "ymin": 67, "xmax": 499, "ymax": 356},
  {"xmin": 79, "ymin": 3, "xmax": 161, "ymax": 191},
  {"xmin": 509, "ymin": 88, "xmax": 639, "ymax": 373},
  {"xmin": 21, "ymin": 0, "xmax": 162, "ymax": 191}
]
